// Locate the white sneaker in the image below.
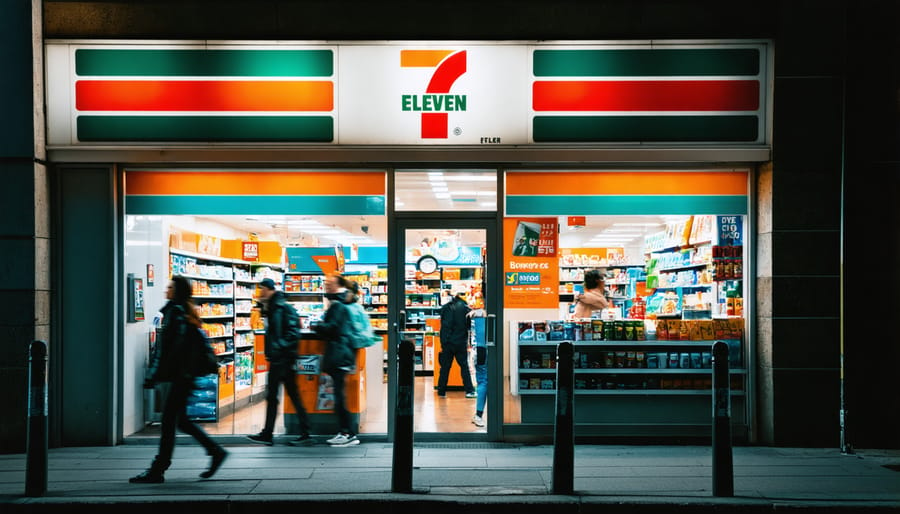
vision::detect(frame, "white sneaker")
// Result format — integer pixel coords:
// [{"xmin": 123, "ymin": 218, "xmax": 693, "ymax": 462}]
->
[
  {"xmin": 327, "ymin": 433, "xmax": 360, "ymax": 446},
  {"xmin": 472, "ymin": 415, "xmax": 485, "ymax": 427}
]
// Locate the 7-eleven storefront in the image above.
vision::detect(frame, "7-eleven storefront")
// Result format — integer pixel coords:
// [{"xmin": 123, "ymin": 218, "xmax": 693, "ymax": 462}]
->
[{"xmin": 46, "ymin": 40, "xmax": 770, "ymax": 444}]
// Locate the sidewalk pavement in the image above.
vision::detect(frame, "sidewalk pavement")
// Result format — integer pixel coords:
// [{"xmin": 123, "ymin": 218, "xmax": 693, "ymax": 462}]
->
[{"xmin": 1, "ymin": 438, "xmax": 898, "ymax": 513}]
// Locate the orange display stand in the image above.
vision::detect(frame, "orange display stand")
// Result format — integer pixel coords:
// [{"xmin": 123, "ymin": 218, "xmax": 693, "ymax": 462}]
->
[{"xmin": 282, "ymin": 334, "xmax": 367, "ymax": 434}]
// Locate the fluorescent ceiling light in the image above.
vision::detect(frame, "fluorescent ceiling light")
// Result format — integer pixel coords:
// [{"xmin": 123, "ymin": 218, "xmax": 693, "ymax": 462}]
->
[
  {"xmin": 431, "ymin": 186, "xmax": 449, "ymax": 192},
  {"xmin": 479, "ymin": 201, "xmax": 497, "ymax": 207},
  {"xmin": 443, "ymin": 175, "xmax": 495, "ymax": 182},
  {"xmin": 302, "ymin": 229, "xmax": 342, "ymax": 235},
  {"xmin": 435, "ymin": 192, "xmax": 451, "ymax": 199},
  {"xmin": 598, "ymin": 231, "xmax": 642, "ymax": 236}
]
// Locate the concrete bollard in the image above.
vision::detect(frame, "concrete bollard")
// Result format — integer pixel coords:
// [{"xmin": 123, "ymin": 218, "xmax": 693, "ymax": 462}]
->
[{"xmin": 26, "ymin": 341, "xmax": 48, "ymax": 497}]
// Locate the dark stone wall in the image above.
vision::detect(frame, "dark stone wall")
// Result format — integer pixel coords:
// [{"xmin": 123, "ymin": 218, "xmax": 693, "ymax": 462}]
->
[
  {"xmin": 0, "ymin": 0, "xmax": 43, "ymax": 454},
  {"xmin": 843, "ymin": 1, "xmax": 900, "ymax": 449}
]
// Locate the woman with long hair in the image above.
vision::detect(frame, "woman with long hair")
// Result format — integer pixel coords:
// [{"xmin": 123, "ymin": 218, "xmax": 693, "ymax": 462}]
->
[{"xmin": 130, "ymin": 275, "xmax": 227, "ymax": 483}]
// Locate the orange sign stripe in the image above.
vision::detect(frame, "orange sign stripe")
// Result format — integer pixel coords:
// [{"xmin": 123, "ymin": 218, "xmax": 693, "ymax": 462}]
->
[
  {"xmin": 126, "ymin": 171, "xmax": 386, "ymax": 196},
  {"xmin": 506, "ymin": 171, "xmax": 747, "ymax": 196},
  {"xmin": 400, "ymin": 50, "xmax": 454, "ymax": 67}
]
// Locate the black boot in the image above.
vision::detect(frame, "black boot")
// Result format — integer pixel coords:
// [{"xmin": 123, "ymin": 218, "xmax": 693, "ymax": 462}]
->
[{"xmin": 129, "ymin": 468, "xmax": 164, "ymax": 484}]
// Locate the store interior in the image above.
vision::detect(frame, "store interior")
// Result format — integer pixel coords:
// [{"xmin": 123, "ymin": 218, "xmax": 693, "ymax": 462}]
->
[
  {"xmin": 123, "ymin": 172, "xmax": 746, "ymax": 439},
  {"xmin": 126, "ymin": 210, "xmax": 740, "ymax": 435}
]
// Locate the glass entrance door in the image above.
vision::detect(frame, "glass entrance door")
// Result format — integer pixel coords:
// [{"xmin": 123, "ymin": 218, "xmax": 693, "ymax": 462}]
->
[{"xmin": 389, "ymin": 216, "xmax": 499, "ymax": 438}]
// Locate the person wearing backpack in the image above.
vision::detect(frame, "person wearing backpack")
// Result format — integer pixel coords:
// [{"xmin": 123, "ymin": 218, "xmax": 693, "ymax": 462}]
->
[
  {"xmin": 130, "ymin": 276, "xmax": 227, "ymax": 484},
  {"xmin": 314, "ymin": 273, "xmax": 360, "ymax": 446},
  {"xmin": 247, "ymin": 278, "xmax": 312, "ymax": 446}
]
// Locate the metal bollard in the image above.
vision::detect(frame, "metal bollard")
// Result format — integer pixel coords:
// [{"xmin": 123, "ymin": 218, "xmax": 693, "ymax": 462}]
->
[
  {"xmin": 391, "ymin": 338, "xmax": 415, "ymax": 493},
  {"xmin": 552, "ymin": 341, "xmax": 574, "ymax": 495},
  {"xmin": 26, "ymin": 341, "xmax": 48, "ymax": 497},
  {"xmin": 712, "ymin": 340, "xmax": 734, "ymax": 497}
]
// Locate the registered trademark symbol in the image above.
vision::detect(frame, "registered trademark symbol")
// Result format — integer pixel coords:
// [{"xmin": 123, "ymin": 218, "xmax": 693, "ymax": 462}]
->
[{"xmin": 453, "ymin": 127, "xmax": 462, "ymax": 136}]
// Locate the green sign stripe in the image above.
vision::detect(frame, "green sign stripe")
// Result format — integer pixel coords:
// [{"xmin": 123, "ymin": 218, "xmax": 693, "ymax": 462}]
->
[
  {"xmin": 506, "ymin": 195, "xmax": 748, "ymax": 216},
  {"xmin": 77, "ymin": 115, "xmax": 333, "ymax": 142},
  {"xmin": 533, "ymin": 49, "xmax": 759, "ymax": 77},
  {"xmin": 75, "ymin": 49, "xmax": 334, "ymax": 77},
  {"xmin": 533, "ymin": 115, "xmax": 758, "ymax": 142},
  {"xmin": 125, "ymin": 195, "xmax": 386, "ymax": 215}
]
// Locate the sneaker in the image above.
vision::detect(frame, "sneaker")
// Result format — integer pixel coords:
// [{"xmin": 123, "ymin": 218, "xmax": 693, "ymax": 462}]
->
[
  {"xmin": 200, "ymin": 449, "xmax": 227, "ymax": 479},
  {"xmin": 327, "ymin": 433, "xmax": 360, "ymax": 446},
  {"xmin": 246, "ymin": 433, "xmax": 273, "ymax": 446},
  {"xmin": 465, "ymin": 392, "xmax": 477, "ymax": 398},
  {"xmin": 129, "ymin": 469, "xmax": 164, "ymax": 484},
  {"xmin": 437, "ymin": 391, "xmax": 446, "ymax": 397},
  {"xmin": 287, "ymin": 433, "xmax": 314, "ymax": 446},
  {"xmin": 472, "ymin": 415, "xmax": 485, "ymax": 427}
]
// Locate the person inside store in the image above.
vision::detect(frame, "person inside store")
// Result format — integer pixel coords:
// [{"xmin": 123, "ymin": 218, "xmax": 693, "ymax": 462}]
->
[
  {"xmin": 315, "ymin": 273, "xmax": 360, "ymax": 446},
  {"xmin": 573, "ymin": 269, "xmax": 609, "ymax": 319},
  {"xmin": 131, "ymin": 275, "xmax": 227, "ymax": 484},
  {"xmin": 437, "ymin": 285, "xmax": 476, "ymax": 398},
  {"xmin": 247, "ymin": 278, "xmax": 312, "ymax": 446}
]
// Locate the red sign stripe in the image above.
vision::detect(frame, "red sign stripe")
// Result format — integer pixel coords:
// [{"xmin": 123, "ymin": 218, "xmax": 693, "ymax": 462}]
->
[
  {"xmin": 533, "ymin": 80, "xmax": 759, "ymax": 112},
  {"xmin": 76, "ymin": 80, "xmax": 333, "ymax": 112}
]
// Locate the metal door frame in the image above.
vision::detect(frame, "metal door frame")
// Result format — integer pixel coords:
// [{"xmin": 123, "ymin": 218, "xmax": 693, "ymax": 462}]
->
[{"xmin": 387, "ymin": 207, "xmax": 502, "ymax": 441}]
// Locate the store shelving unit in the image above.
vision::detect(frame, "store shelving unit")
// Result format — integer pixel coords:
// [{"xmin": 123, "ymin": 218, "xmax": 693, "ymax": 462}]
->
[
  {"xmin": 169, "ymin": 248, "xmax": 283, "ymax": 420},
  {"xmin": 509, "ymin": 319, "xmax": 747, "ymax": 436},
  {"xmin": 403, "ymin": 266, "xmax": 441, "ymax": 375}
]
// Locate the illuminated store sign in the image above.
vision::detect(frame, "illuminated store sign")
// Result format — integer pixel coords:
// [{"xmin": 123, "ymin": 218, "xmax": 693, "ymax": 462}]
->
[{"xmin": 46, "ymin": 42, "xmax": 768, "ymax": 146}]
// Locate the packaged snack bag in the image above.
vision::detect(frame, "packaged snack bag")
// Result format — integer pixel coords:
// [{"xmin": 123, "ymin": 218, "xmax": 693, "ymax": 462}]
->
[
  {"xmin": 656, "ymin": 319, "xmax": 669, "ymax": 340},
  {"xmin": 699, "ymin": 320, "xmax": 715, "ymax": 340},
  {"xmin": 533, "ymin": 321, "xmax": 548, "ymax": 341},
  {"xmin": 689, "ymin": 320, "xmax": 702, "ymax": 341},
  {"xmin": 518, "ymin": 321, "xmax": 534, "ymax": 341}
]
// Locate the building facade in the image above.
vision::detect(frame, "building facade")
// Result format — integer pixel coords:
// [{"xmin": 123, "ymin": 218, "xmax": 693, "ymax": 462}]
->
[{"xmin": 1, "ymin": 0, "xmax": 897, "ymax": 451}]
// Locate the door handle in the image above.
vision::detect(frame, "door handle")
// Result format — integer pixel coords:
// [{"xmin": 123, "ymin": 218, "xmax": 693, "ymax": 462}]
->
[
  {"xmin": 486, "ymin": 314, "xmax": 497, "ymax": 347},
  {"xmin": 395, "ymin": 310, "xmax": 407, "ymax": 337}
]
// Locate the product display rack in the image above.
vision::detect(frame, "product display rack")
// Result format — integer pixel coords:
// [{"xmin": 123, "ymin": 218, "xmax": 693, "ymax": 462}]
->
[
  {"xmin": 404, "ymin": 266, "xmax": 441, "ymax": 375},
  {"xmin": 283, "ymin": 272, "xmax": 325, "ymax": 325},
  {"xmin": 169, "ymin": 248, "xmax": 283, "ymax": 421},
  {"xmin": 510, "ymin": 319, "xmax": 748, "ymax": 438}
]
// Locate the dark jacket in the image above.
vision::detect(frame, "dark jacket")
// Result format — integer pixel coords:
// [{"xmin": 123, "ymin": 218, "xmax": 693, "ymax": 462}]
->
[
  {"xmin": 147, "ymin": 301, "xmax": 191, "ymax": 384},
  {"xmin": 440, "ymin": 295, "xmax": 471, "ymax": 349},
  {"xmin": 263, "ymin": 290, "xmax": 298, "ymax": 363},
  {"xmin": 315, "ymin": 291, "xmax": 356, "ymax": 374}
]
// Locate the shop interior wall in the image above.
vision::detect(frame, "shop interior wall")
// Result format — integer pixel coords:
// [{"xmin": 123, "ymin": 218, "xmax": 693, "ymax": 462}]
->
[{"xmin": 123, "ymin": 215, "xmax": 251, "ymax": 436}]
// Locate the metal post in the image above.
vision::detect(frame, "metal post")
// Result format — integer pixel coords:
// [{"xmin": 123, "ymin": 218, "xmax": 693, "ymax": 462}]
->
[
  {"xmin": 712, "ymin": 340, "xmax": 734, "ymax": 497},
  {"xmin": 26, "ymin": 341, "xmax": 48, "ymax": 497},
  {"xmin": 552, "ymin": 341, "xmax": 574, "ymax": 495},
  {"xmin": 391, "ymin": 338, "xmax": 415, "ymax": 493}
]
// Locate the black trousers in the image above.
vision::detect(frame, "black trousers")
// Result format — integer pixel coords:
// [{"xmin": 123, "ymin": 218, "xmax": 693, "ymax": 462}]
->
[
  {"xmin": 152, "ymin": 377, "xmax": 222, "ymax": 472},
  {"xmin": 437, "ymin": 344, "xmax": 475, "ymax": 394},
  {"xmin": 263, "ymin": 359, "xmax": 310, "ymax": 436}
]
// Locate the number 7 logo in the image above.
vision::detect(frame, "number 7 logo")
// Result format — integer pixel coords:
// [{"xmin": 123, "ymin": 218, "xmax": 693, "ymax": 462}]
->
[{"xmin": 400, "ymin": 50, "xmax": 467, "ymax": 139}]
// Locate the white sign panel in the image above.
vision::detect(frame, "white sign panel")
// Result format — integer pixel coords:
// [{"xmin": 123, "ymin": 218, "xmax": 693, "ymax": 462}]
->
[{"xmin": 338, "ymin": 45, "xmax": 529, "ymax": 145}]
